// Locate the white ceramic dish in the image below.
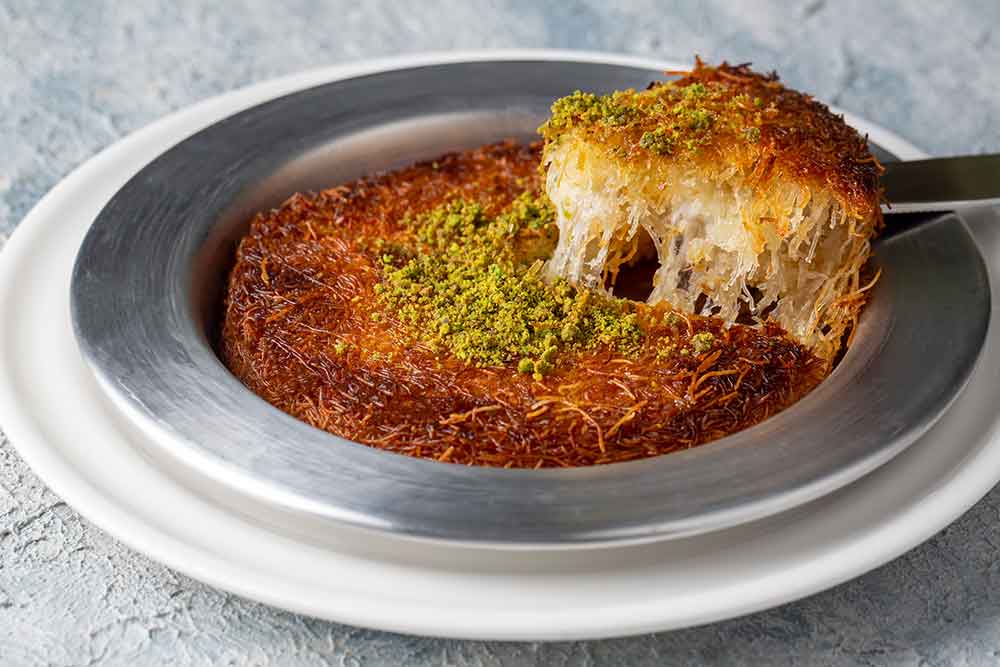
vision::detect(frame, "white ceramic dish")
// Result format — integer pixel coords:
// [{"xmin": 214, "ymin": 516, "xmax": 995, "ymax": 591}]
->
[{"xmin": 2, "ymin": 51, "xmax": 999, "ymax": 640}]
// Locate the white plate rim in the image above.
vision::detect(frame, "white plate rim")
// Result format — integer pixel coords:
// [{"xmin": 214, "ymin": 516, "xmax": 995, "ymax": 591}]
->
[{"xmin": 7, "ymin": 50, "xmax": 1000, "ymax": 641}]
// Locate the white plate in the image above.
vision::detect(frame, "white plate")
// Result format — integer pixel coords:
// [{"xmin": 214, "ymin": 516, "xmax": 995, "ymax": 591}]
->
[{"xmin": 2, "ymin": 50, "xmax": 998, "ymax": 641}]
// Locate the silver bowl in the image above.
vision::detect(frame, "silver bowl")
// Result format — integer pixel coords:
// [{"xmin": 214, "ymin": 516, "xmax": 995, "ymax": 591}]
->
[{"xmin": 70, "ymin": 59, "xmax": 990, "ymax": 547}]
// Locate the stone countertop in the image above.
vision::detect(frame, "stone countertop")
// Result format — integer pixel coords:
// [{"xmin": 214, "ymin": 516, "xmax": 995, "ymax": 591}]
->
[{"xmin": 2, "ymin": 1, "xmax": 1000, "ymax": 664}]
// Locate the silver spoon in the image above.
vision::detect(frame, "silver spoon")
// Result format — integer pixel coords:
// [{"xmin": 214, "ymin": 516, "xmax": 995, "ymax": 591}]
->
[{"xmin": 882, "ymin": 153, "xmax": 1000, "ymax": 214}]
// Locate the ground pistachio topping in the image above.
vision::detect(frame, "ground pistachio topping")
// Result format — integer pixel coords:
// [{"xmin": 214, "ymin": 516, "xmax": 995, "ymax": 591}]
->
[
  {"xmin": 538, "ymin": 72, "xmax": 768, "ymax": 158},
  {"xmin": 690, "ymin": 331, "xmax": 716, "ymax": 354},
  {"xmin": 376, "ymin": 193, "xmax": 644, "ymax": 377}
]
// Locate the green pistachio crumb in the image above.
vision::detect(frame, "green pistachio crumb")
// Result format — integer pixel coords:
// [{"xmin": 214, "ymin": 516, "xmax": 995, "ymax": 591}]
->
[
  {"xmin": 683, "ymin": 82, "xmax": 708, "ymax": 98},
  {"xmin": 377, "ymin": 194, "xmax": 644, "ymax": 369},
  {"xmin": 541, "ymin": 71, "xmax": 773, "ymax": 159},
  {"xmin": 691, "ymin": 332, "xmax": 715, "ymax": 354},
  {"xmin": 686, "ymin": 109, "xmax": 715, "ymax": 131},
  {"xmin": 539, "ymin": 90, "xmax": 639, "ymax": 136},
  {"xmin": 639, "ymin": 129, "xmax": 675, "ymax": 155},
  {"xmin": 656, "ymin": 342, "xmax": 677, "ymax": 360}
]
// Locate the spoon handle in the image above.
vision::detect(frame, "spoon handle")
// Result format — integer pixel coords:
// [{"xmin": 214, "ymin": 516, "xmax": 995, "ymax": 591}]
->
[{"xmin": 882, "ymin": 153, "xmax": 1000, "ymax": 214}]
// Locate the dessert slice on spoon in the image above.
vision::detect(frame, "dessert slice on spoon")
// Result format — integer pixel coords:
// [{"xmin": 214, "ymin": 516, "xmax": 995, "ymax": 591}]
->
[{"xmin": 539, "ymin": 58, "xmax": 998, "ymax": 366}]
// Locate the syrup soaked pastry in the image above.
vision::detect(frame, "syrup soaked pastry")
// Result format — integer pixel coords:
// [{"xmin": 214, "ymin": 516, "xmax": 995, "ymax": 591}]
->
[{"xmin": 222, "ymin": 60, "xmax": 881, "ymax": 467}]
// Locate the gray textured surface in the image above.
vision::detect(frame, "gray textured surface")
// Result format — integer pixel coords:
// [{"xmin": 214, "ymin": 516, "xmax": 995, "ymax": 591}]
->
[{"xmin": 2, "ymin": 0, "xmax": 1000, "ymax": 664}]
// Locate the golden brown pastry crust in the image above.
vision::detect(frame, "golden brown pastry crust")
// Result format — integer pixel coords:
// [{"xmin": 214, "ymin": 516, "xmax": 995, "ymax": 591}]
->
[{"xmin": 543, "ymin": 58, "xmax": 883, "ymax": 219}]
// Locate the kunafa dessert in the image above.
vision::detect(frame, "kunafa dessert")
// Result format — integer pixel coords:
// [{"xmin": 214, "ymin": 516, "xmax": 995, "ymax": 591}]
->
[{"xmin": 220, "ymin": 60, "xmax": 882, "ymax": 467}]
